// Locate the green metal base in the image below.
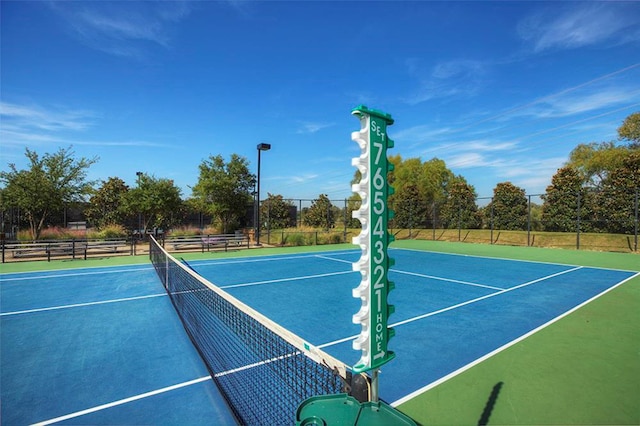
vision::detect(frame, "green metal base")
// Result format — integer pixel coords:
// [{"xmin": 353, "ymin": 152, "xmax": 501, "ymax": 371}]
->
[{"xmin": 296, "ymin": 394, "xmax": 417, "ymax": 426}]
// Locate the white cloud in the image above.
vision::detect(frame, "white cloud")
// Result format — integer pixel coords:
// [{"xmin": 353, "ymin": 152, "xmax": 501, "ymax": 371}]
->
[
  {"xmin": 519, "ymin": 87, "xmax": 640, "ymax": 119},
  {"xmin": 296, "ymin": 121, "xmax": 334, "ymax": 134},
  {"xmin": 447, "ymin": 152, "xmax": 490, "ymax": 169},
  {"xmin": 1, "ymin": 102, "xmax": 94, "ymax": 132},
  {"xmin": 518, "ymin": 3, "xmax": 640, "ymax": 53},
  {"xmin": 403, "ymin": 58, "xmax": 488, "ymax": 105},
  {"xmin": 0, "ymin": 101, "xmax": 166, "ymax": 150},
  {"xmin": 49, "ymin": 2, "xmax": 192, "ymax": 57}
]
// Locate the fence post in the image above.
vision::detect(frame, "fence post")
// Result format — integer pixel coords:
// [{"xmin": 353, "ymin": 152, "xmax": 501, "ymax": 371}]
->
[
  {"xmin": 432, "ymin": 201, "xmax": 436, "ymax": 240},
  {"xmin": 458, "ymin": 203, "xmax": 462, "ymax": 241},
  {"xmin": 267, "ymin": 203, "xmax": 271, "ymax": 245},
  {"xmin": 343, "ymin": 198, "xmax": 348, "ymax": 242},
  {"xmin": 634, "ymin": 188, "xmax": 638, "ymax": 252},
  {"xmin": 527, "ymin": 194, "xmax": 532, "ymax": 247},
  {"xmin": 576, "ymin": 191, "xmax": 581, "ymax": 250},
  {"xmin": 490, "ymin": 201, "xmax": 494, "ymax": 244}
]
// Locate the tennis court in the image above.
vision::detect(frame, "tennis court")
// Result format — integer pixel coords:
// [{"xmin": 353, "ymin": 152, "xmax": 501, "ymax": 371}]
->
[{"xmin": 1, "ymin": 242, "xmax": 638, "ymax": 425}]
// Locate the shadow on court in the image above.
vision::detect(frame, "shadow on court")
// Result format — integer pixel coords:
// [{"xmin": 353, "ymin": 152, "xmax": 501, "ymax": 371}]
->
[{"xmin": 478, "ymin": 381, "xmax": 504, "ymax": 426}]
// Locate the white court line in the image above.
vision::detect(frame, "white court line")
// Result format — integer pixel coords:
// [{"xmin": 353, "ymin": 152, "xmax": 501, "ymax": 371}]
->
[
  {"xmin": 0, "ymin": 293, "xmax": 167, "ymax": 317},
  {"xmin": 187, "ymin": 250, "xmax": 358, "ymax": 268},
  {"xmin": 390, "ymin": 271, "xmax": 640, "ymax": 407},
  {"xmin": 392, "ymin": 246, "xmax": 638, "ymax": 273},
  {"xmin": 314, "ymin": 254, "xmax": 353, "ymax": 265},
  {"xmin": 220, "ymin": 270, "xmax": 354, "ymax": 289},
  {"xmin": 391, "ymin": 269, "xmax": 504, "ymax": 291},
  {"xmin": 316, "ymin": 252, "xmax": 504, "ymax": 291},
  {"xmin": 391, "ymin": 266, "xmax": 583, "ymax": 327},
  {"xmin": 0, "ymin": 266, "xmax": 154, "ymax": 282},
  {"xmin": 313, "ymin": 266, "xmax": 584, "ymax": 350},
  {"xmin": 30, "ymin": 376, "xmax": 211, "ymax": 426}
]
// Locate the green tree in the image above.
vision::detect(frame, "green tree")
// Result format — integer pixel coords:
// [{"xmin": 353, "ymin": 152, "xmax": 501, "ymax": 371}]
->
[
  {"xmin": 191, "ymin": 154, "xmax": 255, "ymax": 233},
  {"xmin": 85, "ymin": 177, "xmax": 130, "ymax": 229},
  {"xmin": 388, "ymin": 155, "xmax": 456, "ymax": 228},
  {"xmin": 593, "ymin": 151, "xmax": 640, "ymax": 234},
  {"xmin": 487, "ymin": 182, "xmax": 528, "ymax": 230},
  {"xmin": 0, "ymin": 147, "xmax": 97, "ymax": 240},
  {"xmin": 344, "ymin": 195, "xmax": 361, "ymax": 229},
  {"xmin": 440, "ymin": 181, "xmax": 480, "ymax": 229},
  {"xmin": 618, "ymin": 112, "xmax": 640, "ymax": 149},
  {"xmin": 567, "ymin": 114, "xmax": 640, "ymax": 187},
  {"xmin": 391, "ymin": 183, "xmax": 427, "ymax": 229},
  {"xmin": 566, "ymin": 141, "xmax": 630, "ymax": 188},
  {"xmin": 302, "ymin": 194, "xmax": 335, "ymax": 229},
  {"xmin": 261, "ymin": 193, "xmax": 295, "ymax": 229},
  {"xmin": 122, "ymin": 173, "xmax": 183, "ymax": 233},
  {"xmin": 541, "ymin": 167, "xmax": 594, "ymax": 232}
]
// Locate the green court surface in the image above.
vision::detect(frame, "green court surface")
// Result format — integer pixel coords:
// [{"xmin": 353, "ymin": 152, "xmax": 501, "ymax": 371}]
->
[
  {"xmin": 392, "ymin": 240, "xmax": 640, "ymax": 426},
  {"xmin": 2, "ymin": 240, "xmax": 638, "ymax": 425}
]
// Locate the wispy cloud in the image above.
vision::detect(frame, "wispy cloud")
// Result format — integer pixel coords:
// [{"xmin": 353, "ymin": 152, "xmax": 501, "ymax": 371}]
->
[
  {"xmin": 49, "ymin": 2, "xmax": 192, "ymax": 57},
  {"xmin": 513, "ymin": 86, "xmax": 640, "ymax": 120},
  {"xmin": 1, "ymin": 101, "xmax": 94, "ymax": 132},
  {"xmin": 518, "ymin": 3, "xmax": 640, "ymax": 53},
  {"xmin": 393, "ymin": 125, "xmax": 454, "ymax": 145},
  {"xmin": 0, "ymin": 101, "xmax": 166, "ymax": 150},
  {"xmin": 403, "ymin": 58, "xmax": 488, "ymax": 105},
  {"xmin": 296, "ymin": 121, "xmax": 334, "ymax": 134}
]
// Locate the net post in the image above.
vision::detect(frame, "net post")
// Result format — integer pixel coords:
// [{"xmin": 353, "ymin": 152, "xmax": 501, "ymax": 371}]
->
[{"xmin": 370, "ymin": 369, "xmax": 380, "ymax": 403}]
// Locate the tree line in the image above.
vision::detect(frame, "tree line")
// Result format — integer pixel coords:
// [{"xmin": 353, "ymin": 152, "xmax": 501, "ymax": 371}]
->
[{"xmin": 1, "ymin": 113, "xmax": 638, "ymax": 240}]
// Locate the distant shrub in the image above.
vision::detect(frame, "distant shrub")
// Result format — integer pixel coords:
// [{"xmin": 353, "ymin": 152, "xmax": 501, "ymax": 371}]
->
[
  {"xmin": 167, "ymin": 226, "xmax": 221, "ymax": 237},
  {"xmin": 284, "ymin": 233, "xmax": 306, "ymax": 246},
  {"xmin": 89, "ymin": 224, "xmax": 127, "ymax": 239},
  {"xmin": 330, "ymin": 233, "xmax": 343, "ymax": 244}
]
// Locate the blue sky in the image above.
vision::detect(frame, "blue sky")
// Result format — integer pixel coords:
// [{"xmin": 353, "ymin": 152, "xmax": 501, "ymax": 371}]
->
[{"xmin": 2, "ymin": 1, "xmax": 639, "ymax": 203}]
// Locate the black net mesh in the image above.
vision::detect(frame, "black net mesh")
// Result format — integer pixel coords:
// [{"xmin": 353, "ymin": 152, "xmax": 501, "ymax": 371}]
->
[{"xmin": 149, "ymin": 237, "xmax": 350, "ymax": 425}]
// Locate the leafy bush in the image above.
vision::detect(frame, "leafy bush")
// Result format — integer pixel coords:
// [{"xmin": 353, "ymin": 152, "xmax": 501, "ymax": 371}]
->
[
  {"xmin": 88, "ymin": 224, "xmax": 128, "ymax": 239},
  {"xmin": 167, "ymin": 226, "xmax": 222, "ymax": 237},
  {"xmin": 28, "ymin": 227, "xmax": 86, "ymax": 241},
  {"xmin": 284, "ymin": 233, "xmax": 307, "ymax": 246}
]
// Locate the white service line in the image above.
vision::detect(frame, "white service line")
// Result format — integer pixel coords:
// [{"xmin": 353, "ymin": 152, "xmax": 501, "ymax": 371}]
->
[
  {"xmin": 313, "ymin": 267, "xmax": 585, "ymax": 352},
  {"xmin": 316, "ymin": 252, "xmax": 505, "ymax": 290},
  {"xmin": 390, "ymin": 270, "xmax": 640, "ymax": 407},
  {"xmin": 391, "ymin": 269, "xmax": 505, "ymax": 291},
  {"xmin": 30, "ymin": 376, "xmax": 211, "ymax": 426},
  {"xmin": 220, "ymin": 270, "xmax": 354, "ymax": 289},
  {"xmin": 390, "ymin": 266, "xmax": 583, "ymax": 328},
  {"xmin": 1, "ymin": 293, "xmax": 167, "ymax": 317},
  {"xmin": 0, "ymin": 266, "xmax": 154, "ymax": 282}
]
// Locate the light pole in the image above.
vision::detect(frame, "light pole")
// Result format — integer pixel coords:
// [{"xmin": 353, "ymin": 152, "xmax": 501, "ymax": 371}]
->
[{"xmin": 255, "ymin": 143, "xmax": 271, "ymax": 246}]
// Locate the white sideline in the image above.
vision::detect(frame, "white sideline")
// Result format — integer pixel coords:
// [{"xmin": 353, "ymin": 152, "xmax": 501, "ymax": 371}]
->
[
  {"xmin": 30, "ymin": 376, "xmax": 211, "ymax": 426},
  {"xmin": 390, "ymin": 271, "xmax": 640, "ymax": 407}
]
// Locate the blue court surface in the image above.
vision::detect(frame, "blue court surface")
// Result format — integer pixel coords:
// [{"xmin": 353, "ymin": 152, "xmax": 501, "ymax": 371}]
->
[{"xmin": 1, "ymin": 248, "xmax": 637, "ymax": 424}]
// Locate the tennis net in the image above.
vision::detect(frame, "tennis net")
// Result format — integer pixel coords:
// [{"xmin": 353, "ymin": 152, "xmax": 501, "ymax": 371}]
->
[{"xmin": 149, "ymin": 237, "xmax": 352, "ymax": 425}]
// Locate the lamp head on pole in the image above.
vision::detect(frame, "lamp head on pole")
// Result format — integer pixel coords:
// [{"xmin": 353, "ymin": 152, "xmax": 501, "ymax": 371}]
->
[{"xmin": 257, "ymin": 143, "xmax": 271, "ymax": 151}]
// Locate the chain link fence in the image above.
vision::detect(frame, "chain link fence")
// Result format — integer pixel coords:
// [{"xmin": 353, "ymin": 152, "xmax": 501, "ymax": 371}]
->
[{"xmin": 2, "ymin": 189, "xmax": 638, "ymax": 252}]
